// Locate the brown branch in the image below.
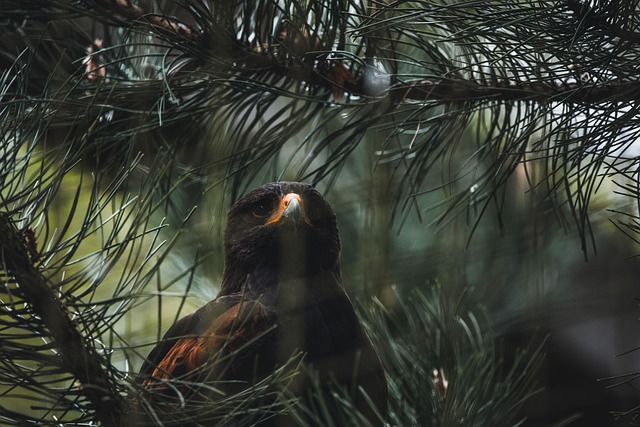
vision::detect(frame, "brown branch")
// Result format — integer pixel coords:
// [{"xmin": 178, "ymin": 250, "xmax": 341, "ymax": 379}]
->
[
  {"xmin": 242, "ymin": 47, "xmax": 640, "ymax": 105},
  {"xmin": 0, "ymin": 215, "xmax": 125, "ymax": 427},
  {"xmin": 237, "ymin": 34, "xmax": 640, "ymax": 105}
]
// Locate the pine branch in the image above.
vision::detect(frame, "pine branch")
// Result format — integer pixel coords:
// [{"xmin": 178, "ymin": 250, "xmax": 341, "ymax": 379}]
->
[
  {"xmin": 75, "ymin": 0, "xmax": 640, "ymax": 105},
  {"xmin": 0, "ymin": 215, "xmax": 125, "ymax": 427},
  {"xmin": 361, "ymin": 285, "xmax": 546, "ymax": 426}
]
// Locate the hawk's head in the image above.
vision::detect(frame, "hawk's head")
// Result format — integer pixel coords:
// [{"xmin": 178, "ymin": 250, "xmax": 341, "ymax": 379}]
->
[{"xmin": 221, "ymin": 182, "xmax": 341, "ymax": 294}]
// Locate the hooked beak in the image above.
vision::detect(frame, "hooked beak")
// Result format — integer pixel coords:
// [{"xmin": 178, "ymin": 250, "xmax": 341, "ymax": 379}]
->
[{"xmin": 266, "ymin": 193, "xmax": 309, "ymax": 226}]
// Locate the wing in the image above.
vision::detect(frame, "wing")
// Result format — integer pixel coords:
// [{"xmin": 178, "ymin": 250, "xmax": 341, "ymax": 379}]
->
[
  {"xmin": 138, "ymin": 294, "xmax": 278, "ymax": 400},
  {"xmin": 136, "ymin": 295, "xmax": 237, "ymax": 385}
]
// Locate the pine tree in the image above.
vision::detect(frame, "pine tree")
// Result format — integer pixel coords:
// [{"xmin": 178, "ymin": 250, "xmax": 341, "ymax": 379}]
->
[{"xmin": 1, "ymin": 0, "xmax": 638, "ymax": 425}]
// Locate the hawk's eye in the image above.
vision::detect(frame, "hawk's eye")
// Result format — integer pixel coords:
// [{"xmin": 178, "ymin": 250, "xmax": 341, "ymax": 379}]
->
[{"xmin": 252, "ymin": 202, "xmax": 272, "ymax": 219}]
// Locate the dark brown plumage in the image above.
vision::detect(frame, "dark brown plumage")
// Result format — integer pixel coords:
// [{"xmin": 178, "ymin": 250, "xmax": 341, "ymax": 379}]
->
[{"xmin": 136, "ymin": 182, "xmax": 387, "ymax": 426}]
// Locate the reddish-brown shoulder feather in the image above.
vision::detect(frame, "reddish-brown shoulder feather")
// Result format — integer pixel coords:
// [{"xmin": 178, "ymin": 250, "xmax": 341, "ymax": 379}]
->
[{"xmin": 139, "ymin": 296, "xmax": 277, "ymax": 400}]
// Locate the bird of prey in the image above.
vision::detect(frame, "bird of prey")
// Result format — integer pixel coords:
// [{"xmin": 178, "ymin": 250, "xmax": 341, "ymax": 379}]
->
[{"xmin": 135, "ymin": 182, "xmax": 387, "ymax": 426}]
